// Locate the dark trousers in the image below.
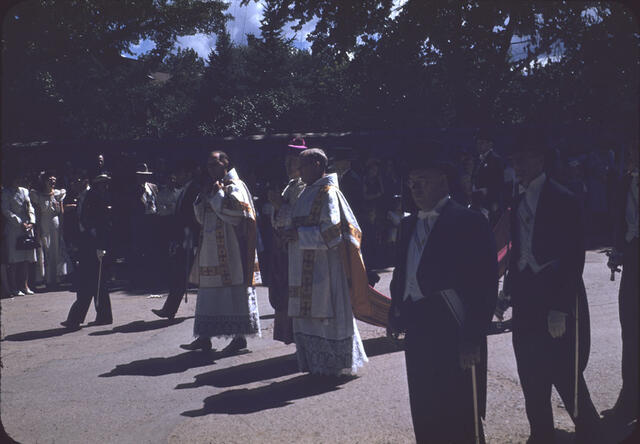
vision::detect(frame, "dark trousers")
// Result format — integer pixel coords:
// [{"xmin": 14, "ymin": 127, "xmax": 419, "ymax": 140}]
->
[
  {"xmin": 617, "ymin": 237, "xmax": 639, "ymax": 417},
  {"xmin": 160, "ymin": 231, "xmax": 196, "ymax": 317},
  {"xmin": 268, "ymin": 236, "xmax": 294, "ymax": 344},
  {"xmin": 512, "ymin": 270, "xmax": 600, "ymax": 442},
  {"xmin": 66, "ymin": 246, "xmax": 111, "ymax": 324},
  {"xmin": 404, "ymin": 299, "xmax": 485, "ymax": 444}
]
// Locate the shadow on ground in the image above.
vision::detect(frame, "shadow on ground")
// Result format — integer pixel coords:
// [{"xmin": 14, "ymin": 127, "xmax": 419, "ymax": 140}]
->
[
  {"xmin": 99, "ymin": 348, "xmax": 250, "ymax": 377},
  {"xmin": 88, "ymin": 317, "xmax": 191, "ymax": 336},
  {"xmin": 176, "ymin": 336, "xmax": 401, "ymax": 390},
  {"xmin": 2, "ymin": 326, "xmax": 82, "ymax": 341},
  {"xmin": 181, "ymin": 374, "xmax": 356, "ymax": 416}
]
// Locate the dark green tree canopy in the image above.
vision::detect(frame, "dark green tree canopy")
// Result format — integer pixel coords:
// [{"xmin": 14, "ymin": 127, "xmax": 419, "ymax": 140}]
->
[{"xmin": 2, "ymin": 0, "xmax": 638, "ymax": 143}]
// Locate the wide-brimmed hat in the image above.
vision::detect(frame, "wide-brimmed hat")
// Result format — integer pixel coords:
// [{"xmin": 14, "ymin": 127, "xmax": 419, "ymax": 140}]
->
[
  {"xmin": 135, "ymin": 163, "xmax": 153, "ymax": 175},
  {"xmin": 403, "ymin": 140, "xmax": 459, "ymax": 182},
  {"xmin": 287, "ymin": 137, "xmax": 307, "ymax": 151}
]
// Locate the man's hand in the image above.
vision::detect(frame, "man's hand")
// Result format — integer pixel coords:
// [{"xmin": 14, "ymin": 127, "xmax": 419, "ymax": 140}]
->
[
  {"xmin": 459, "ymin": 344, "xmax": 481, "ymax": 370},
  {"xmin": 212, "ymin": 180, "xmax": 224, "ymax": 193},
  {"xmin": 96, "ymin": 249, "xmax": 107, "ymax": 259},
  {"xmin": 280, "ymin": 228, "xmax": 298, "ymax": 243},
  {"xmin": 23, "ymin": 222, "xmax": 33, "ymax": 230},
  {"xmin": 494, "ymin": 289, "xmax": 510, "ymax": 321},
  {"xmin": 547, "ymin": 310, "xmax": 567, "ymax": 338},
  {"xmin": 607, "ymin": 249, "xmax": 623, "ymax": 269}
]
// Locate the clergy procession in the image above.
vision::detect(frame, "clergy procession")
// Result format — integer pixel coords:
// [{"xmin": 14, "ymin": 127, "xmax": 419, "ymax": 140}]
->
[{"xmin": 3, "ymin": 128, "xmax": 638, "ymax": 444}]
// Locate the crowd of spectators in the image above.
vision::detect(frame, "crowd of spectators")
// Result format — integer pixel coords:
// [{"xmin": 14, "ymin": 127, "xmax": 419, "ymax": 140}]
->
[{"xmin": 0, "ymin": 134, "xmax": 630, "ymax": 298}]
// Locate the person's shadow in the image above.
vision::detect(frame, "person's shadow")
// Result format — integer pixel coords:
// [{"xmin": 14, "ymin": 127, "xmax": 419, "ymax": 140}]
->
[
  {"xmin": 2, "ymin": 326, "xmax": 81, "ymax": 342},
  {"xmin": 176, "ymin": 336, "xmax": 401, "ymax": 390},
  {"xmin": 88, "ymin": 317, "xmax": 191, "ymax": 336},
  {"xmin": 99, "ymin": 348, "xmax": 250, "ymax": 377},
  {"xmin": 181, "ymin": 373, "xmax": 356, "ymax": 416}
]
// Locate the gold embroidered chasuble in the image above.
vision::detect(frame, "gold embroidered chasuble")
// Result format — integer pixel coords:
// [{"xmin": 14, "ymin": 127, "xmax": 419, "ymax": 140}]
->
[
  {"xmin": 287, "ymin": 173, "xmax": 366, "ymax": 319},
  {"xmin": 190, "ymin": 168, "xmax": 261, "ymax": 288}
]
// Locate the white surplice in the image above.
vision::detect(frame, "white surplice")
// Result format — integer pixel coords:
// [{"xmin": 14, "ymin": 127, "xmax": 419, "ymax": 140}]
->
[
  {"xmin": 191, "ymin": 168, "xmax": 261, "ymax": 339},
  {"xmin": 288, "ymin": 173, "xmax": 368, "ymax": 375}
]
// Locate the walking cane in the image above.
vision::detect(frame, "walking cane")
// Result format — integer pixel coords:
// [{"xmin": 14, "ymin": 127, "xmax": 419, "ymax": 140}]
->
[
  {"xmin": 183, "ymin": 243, "xmax": 190, "ymax": 304},
  {"xmin": 95, "ymin": 255, "xmax": 103, "ymax": 312},
  {"xmin": 573, "ymin": 292, "xmax": 579, "ymax": 419},
  {"xmin": 472, "ymin": 362, "xmax": 480, "ymax": 444}
]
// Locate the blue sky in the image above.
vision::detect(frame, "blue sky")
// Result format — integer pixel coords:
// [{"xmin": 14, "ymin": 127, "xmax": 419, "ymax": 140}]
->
[
  {"xmin": 126, "ymin": 0, "xmax": 572, "ymax": 65},
  {"xmin": 127, "ymin": 0, "xmax": 316, "ymax": 60}
]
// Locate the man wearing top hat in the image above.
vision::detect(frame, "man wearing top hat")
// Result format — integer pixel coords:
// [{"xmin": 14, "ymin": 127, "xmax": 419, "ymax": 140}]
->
[
  {"xmin": 388, "ymin": 145, "xmax": 498, "ymax": 443},
  {"xmin": 61, "ymin": 173, "xmax": 113, "ymax": 328},
  {"xmin": 503, "ymin": 129, "xmax": 602, "ymax": 443}
]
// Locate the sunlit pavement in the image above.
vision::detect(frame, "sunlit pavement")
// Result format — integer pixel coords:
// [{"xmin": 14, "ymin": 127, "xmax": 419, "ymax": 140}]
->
[{"xmin": 0, "ymin": 251, "xmax": 632, "ymax": 443}]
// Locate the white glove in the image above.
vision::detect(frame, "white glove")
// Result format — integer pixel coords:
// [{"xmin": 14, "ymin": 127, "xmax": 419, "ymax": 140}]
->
[
  {"xmin": 547, "ymin": 310, "xmax": 567, "ymax": 338},
  {"xmin": 96, "ymin": 249, "xmax": 107, "ymax": 259}
]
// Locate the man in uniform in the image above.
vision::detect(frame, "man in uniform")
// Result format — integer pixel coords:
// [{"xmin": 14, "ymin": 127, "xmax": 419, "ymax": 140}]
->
[
  {"xmin": 61, "ymin": 173, "xmax": 113, "ymax": 328},
  {"xmin": 388, "ymin": 147, "xmax": 497, "ymax": 443}
]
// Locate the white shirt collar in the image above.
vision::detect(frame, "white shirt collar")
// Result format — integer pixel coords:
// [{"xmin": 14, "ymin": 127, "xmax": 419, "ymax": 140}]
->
[
  {"xmin": 518, "ymin": 172, "xmax": 546, "ymax": 214},
  {"xmin": 417, "ymin": 195, "xmax": 450, "ymax": 219}
]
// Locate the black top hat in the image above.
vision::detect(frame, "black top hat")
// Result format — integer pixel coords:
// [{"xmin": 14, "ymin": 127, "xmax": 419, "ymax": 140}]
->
[
  {"xmin": 403, "ymin": 140, "xmax": 460, "ymax": 185},
  {"xmin": 509, "ymin": 127, "xmax": 550, "ymax": 156}
]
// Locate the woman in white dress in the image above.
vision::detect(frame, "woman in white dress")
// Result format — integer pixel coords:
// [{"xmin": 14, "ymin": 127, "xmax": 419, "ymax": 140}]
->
[
  {"xmin": 1, "ymin": 171, "xmax": 37, "ymax": 296},
  {"xmin": 30, "ymin": 171, "xmax": 70, "ymax": 289}
]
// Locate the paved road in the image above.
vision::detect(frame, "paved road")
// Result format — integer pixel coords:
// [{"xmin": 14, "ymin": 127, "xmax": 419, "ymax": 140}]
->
[{"xmin": 0, "ymin": 251, "xmax": 633, "ymax": 443}]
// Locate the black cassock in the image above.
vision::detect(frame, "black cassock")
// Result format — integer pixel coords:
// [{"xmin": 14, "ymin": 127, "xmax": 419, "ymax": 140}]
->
[{"xmin": 390, "ymin": 200, "xmax": 497, "ymax": 444}]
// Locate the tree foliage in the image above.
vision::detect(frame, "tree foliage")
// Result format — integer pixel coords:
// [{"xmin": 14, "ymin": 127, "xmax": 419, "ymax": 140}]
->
[{"xmin": 2, "ymin": 0, "xmax": 638, "ymax": 143}]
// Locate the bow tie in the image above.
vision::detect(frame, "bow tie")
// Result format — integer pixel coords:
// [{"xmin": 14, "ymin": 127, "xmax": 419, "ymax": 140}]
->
[{"xmin": 418, "ymin": 210, "xmax": 439, "ymax": 220}]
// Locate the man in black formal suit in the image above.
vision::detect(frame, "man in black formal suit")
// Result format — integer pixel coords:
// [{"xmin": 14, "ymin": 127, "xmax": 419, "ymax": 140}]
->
[
  {"xmin": 151, "ymin": 160, "xmax": 202, "ymax": 320},
  {"xmin": 504, "ymin": 131, "xmax": 603, "ymax": 443},
  {"xmin": 472, "ymin": 129, "xmax": 506, "ymax": 227},
  {"xmin": 61, "ymin": 173, "xmax": 113, "ymax": 328},
  {"xmin": 604, "ymin": 145, "xmax": 638, "ymax": 424},
  {"xmin": 388, "ymin": 149, "xmax": 498, "ymax": 443}
]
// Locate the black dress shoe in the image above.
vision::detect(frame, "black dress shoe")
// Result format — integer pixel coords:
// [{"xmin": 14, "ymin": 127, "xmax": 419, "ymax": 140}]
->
[
  {"xmin": 180, "ymin": 337, "xmax": 212, "ymax": 351},
  {"xmin": 60, "ymin": 320, "xmax": 81, "ymax": 329},
  {"xmin": 151, "ymin": 308, "xmax": 175, "ymax": 320},
  {"xmin": 223, "ymin": 336, "xmax": 247, "ymax": 354}
]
